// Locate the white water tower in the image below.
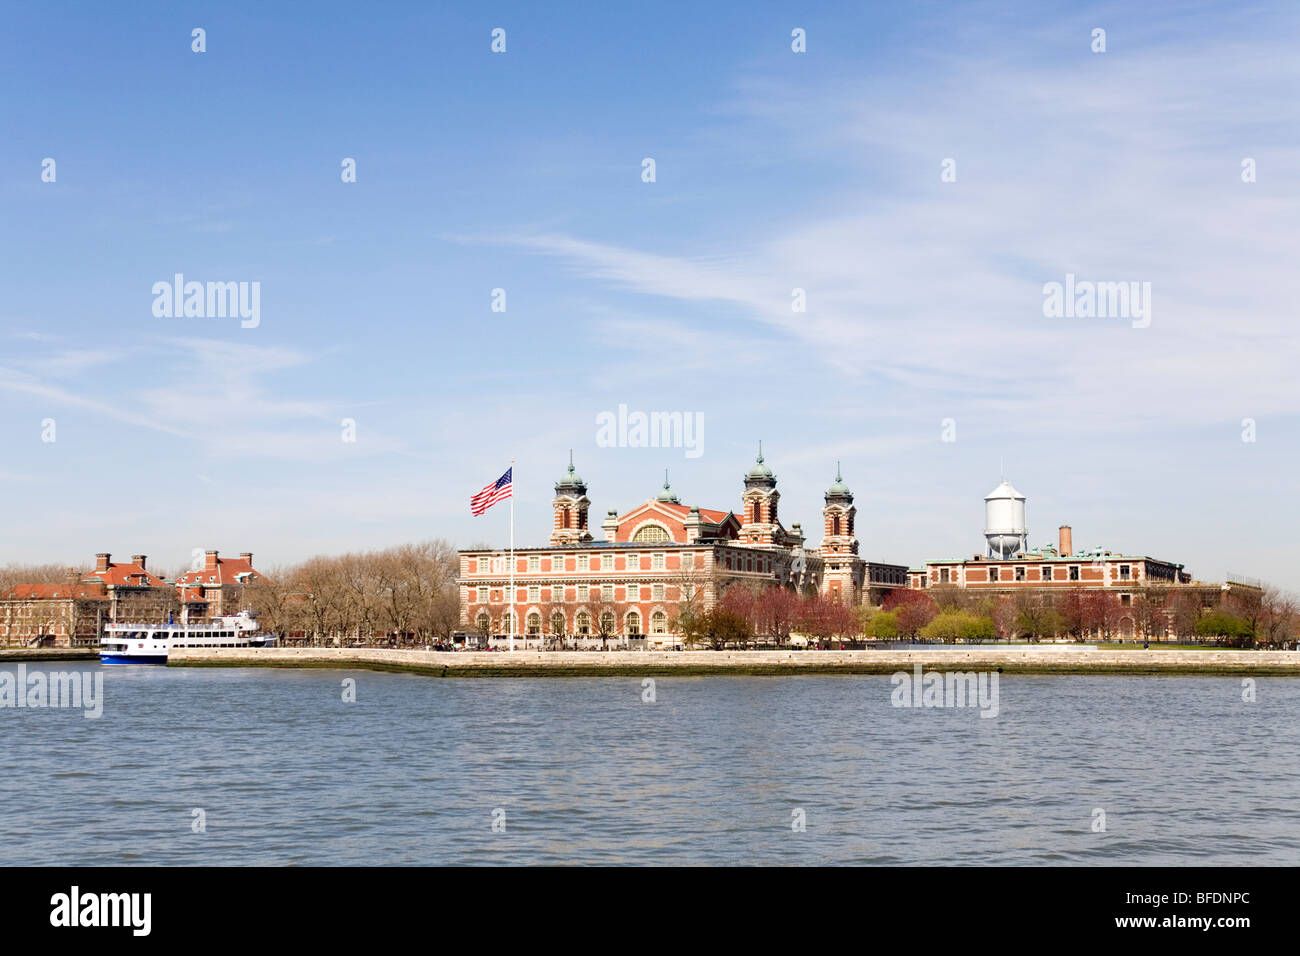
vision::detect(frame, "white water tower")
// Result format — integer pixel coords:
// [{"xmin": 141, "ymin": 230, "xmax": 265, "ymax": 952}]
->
[{"xmin": 984, "ymin": 480, "xmax": 1028, "ymax": 558}]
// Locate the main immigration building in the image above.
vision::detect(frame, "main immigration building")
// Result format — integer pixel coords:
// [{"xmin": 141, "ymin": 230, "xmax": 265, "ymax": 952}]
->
[{"xmin": 458, "ymin": 450, "xmax": 909, "ymax": 648}]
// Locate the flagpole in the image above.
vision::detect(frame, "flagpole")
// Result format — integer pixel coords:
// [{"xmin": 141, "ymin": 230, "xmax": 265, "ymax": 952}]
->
[{"xmin": 509, "ymin": 457, "xmax": 515, "ymax": 653}]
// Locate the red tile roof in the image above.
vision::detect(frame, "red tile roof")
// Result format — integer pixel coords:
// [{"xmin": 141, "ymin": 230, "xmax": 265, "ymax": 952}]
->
[
  {"xmin": 3, "ymin": 583, "xmax": 106, "ymax": 601},
  {"xmin": 175, "ymin": 556, "xmax": 261, "ymax": 589},
  {"xmin": 85, "ymin": 560, "xmax": 161, "ymax": 589},
  {"xmin": 655, "ymin": 502, "xmax": 735, "ymax": 525}
]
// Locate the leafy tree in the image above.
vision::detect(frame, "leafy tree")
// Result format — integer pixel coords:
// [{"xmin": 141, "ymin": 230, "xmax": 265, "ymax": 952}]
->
[
  {"xmin": 1195, "ymin": 610, "xmax": 1253, "ymax": 646},
  {"xmin": 693, "ymin": 608, "xmax": 750, "ymax": 650},
  {"xmin": 862, "ymin": 609, "xmax": 899, "ymax": 641}
]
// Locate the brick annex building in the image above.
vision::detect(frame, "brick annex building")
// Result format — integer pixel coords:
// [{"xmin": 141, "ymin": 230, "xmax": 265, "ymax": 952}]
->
[
  {"xmin": 903, "ymin": 485, "xmax": 1256, "ymax": 639},
  {"xmin": 0, "ymin": 550, "xmax": 260, "ymax": 647},
  {"xmin": 458, "ymin": 450, "xmax": 909, "ymax": 648}
]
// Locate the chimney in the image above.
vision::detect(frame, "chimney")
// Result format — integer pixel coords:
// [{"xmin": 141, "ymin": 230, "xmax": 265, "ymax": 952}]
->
[
  {"xmin": 205, "ymin": 550, "xmax": 220, "ymax": 570},
  {"xmin": 132, "ymin": 554, "xmax": 147, "ymax": 570},
  {"xmin": 95, "ymin": 553, "xmax": 111, "ymax": 572},
  {"xmin": 239, "ymin": 552, "xmax": 253, "ymax": 564},
  {"xmin": 1058, "ymin": 525, "xmax": 1072, "ymax": 557}
]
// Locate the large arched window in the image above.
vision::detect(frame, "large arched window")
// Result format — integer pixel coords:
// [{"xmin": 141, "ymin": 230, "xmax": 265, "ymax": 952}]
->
[
  {"xmin": 550, "ymin": 611, "xmax": 566, "ymax": 636},
  {"xmin": 632, "ymin": 524, "xmax": 670, "ymax": 544},
  {"xmin": 600, "ymin": 611, "xmax": 616, "ymax": 634},
  {"xmin": 626, "ymin": 611, "xmax": 641, "ymax": 636},
  {"xmin": 476, "ymin": 613, "xmax": 490, "ymax": 635},
  {"xmin": 576, "ymin": 611, "xmax": 590, "ymax": 635},
  {"xmin": 500, "ymin": 611, "xmax": 514, "ymax": 634},
  {"xmin": 526, "ymin": 612, "xmax": 541, "ymax": 635},
  {"xmin": 651, "ymin": 611, "xmax": 668, "ymax": 634}
]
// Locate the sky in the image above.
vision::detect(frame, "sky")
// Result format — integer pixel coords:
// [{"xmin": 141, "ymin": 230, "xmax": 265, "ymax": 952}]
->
[{"xmin": 1, "ymin": 0, "xmax": 1297, "ymax": 586}]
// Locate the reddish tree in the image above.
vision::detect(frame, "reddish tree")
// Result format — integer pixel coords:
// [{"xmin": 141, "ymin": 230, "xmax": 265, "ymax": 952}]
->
[
  {"xmin": 884, "ymin": 590, "xmax": 938, "ymax": 639},
  {"xmin": 1057, "ymin": 589, "xmax": 1088, "ymax": 639},
  {"xmin": 991, "ymin": 596, "xmax": 1017, "ymax": 642},
  {"xmin": 1082, "ymin": 591, "xmax": 1122, "ymax": 641}
]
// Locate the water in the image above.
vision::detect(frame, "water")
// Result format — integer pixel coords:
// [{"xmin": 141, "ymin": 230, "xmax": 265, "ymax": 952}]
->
[{"xmin": 2, "ymin": 663, "xmax": 1297, "ymax": 865}]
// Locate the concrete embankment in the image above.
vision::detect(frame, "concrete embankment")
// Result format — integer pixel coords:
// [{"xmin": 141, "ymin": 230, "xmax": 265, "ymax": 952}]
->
[
  {"xmin": 0, "ymin": 647, "xmax": 98, "ymax": 663},
  {"xmin": 167, "ymin": 645, "xmax": 1300, "ymax": 677}
]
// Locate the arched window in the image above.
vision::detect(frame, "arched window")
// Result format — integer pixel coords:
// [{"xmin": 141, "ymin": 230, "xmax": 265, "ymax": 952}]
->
[
  {"xmin": 550, "ymin": 611, "xmax": 566, "ymax": 636},
  {"xmin": 576, "ymin": 611, "xmax": 590, "ymax": 635},
  {"xmin": 527, "ymin": 612, "xmax": 541, "ymax": 635},
  {"xmin": 626, "ymin": 612, "xmax": 641, "ymax": 636},
  {"xmin": 476, "ymin": 613, "xmax": 490, "ymax": 635},
  {"xmin": 632, "ymin": 524, "xmax": 670, "ymax": 544},
  {"xmin": 652, "ymin": 611, "xmax": 668, "ymax": 634},
  {"xmin": 600, "ymin": 611, "xmax": 615, "ymax": 634},
  {"xmin": 500, "ymin": 611, "xmax": 514, "ymax": 634}
]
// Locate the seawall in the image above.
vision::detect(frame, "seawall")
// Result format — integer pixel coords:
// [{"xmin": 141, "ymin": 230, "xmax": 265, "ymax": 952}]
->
[
  {"xmin": 167, "ymin": 646, "xmax": 1300, "ymax": 677},
  {"xmin": 0, "ymin": 647, "xmax": 98, "ymax": 663}
]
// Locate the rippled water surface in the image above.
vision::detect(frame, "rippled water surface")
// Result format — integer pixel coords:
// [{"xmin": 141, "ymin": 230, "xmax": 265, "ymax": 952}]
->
[{"xmin": 2, "ymin": 664, "xmax": 1297, "ymax": 865}]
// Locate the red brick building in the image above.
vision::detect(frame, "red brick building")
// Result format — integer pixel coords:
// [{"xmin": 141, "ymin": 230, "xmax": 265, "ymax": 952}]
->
[
  {"xmin": 459, "ymin": 450, "xmax": 908, "ymax": 648},
  {"xmin": 1, "ymin": 550, "xmax": 262, "ymax": 646}
]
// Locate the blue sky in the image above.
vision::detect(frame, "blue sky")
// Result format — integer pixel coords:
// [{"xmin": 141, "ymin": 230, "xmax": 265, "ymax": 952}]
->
[{"xmin": 1, "ymin": 0, "xmax": 1298, "ymax": 586}]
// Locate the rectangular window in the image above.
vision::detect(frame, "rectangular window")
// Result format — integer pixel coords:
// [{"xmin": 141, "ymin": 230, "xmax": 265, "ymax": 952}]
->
[
  {"xmin": 1015, "ymin": 566, "xmax": 1025, "ymax": 581},
  {"xmin": 1069, "ymin": 566, "xmax": 1080, "ymax": 581},
  {"xmin": 653, "ymin": 553, "xmax": 665, "ymax": 570},
  {"xmin": 477, "ymin": 587, "xmax": 488, "ymax": 603},
  {"xmin": 1120, "ymin": 564, "xmax": 1131, "ymax": 580},
  {"xmin": 528, "ymin": 556, "xmax": 539, "ymax": 573},
  {"xmin": 1041, "ymin": 566, "xmax": 1052, "ymax": 581},
  {"xmin": 528, "ymin": 586, "xmax": 539, "ymax": 602},
  {"xmin": 653, "ymin": 584, "xmax": 665, "ymax": 601},
  {"xmin": 601, "ymin": 584, "xmax": 614, "ymax": 602},
  {"xmin": 602, "ymin": 554, "xmax": 613, "ymax": 571},
  {"xmin": 628, "ymin": 585, "xmax": 640, "ymax": 602},
  {"xmin": 682, "ymin": 553, "xmax": 694, "ymax": 570},
  {"xmin": 629, "ymin": 553, "xmax": 641, "ymax": 570},
  {"xmin": 939, "ymin": 568, "xmax": 950, "ymax": 584}
]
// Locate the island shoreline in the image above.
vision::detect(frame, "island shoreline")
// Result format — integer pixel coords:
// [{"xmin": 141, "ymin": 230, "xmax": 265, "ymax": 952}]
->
[{"xmin": 161, "ymin": 646, "xmax": 1300, "ymax": 678}]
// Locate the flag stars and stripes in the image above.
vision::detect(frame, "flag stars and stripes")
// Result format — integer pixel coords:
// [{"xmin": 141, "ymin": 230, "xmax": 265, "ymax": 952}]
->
[{"xmin": 471, "ymin": 467, "xmax": 513, "ymax": 515}]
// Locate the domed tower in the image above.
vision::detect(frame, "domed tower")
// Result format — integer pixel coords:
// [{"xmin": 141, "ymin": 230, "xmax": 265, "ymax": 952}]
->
[
  {"xmin": 655, "ymin": 470, "xmax": 680, "ymax": 504},
  {"xmin": 740, "ymin": 442, "xmax": 781, "ymax": 545},
  {"xmin": 822, "ymin": 463, "xmax": 858, "ymax": 556},
  {"xmin": 984, "ymin": 479, "xmax": 1027, "ymax": 558},
  {"xmin": 550, "ymin": 451, "xmax": 592, "ymax": 546},
  {"xmin": 820, "ymin": 463, "xmax": 864, "ymax": 605}
]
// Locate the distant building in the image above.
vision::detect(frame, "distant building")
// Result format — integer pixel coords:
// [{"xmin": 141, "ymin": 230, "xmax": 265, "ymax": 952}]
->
[
  {"xmin": 459, "ymin": 450, "xmax": 908, "ymax": 648},
  {"xmin": 904, "ymin": 484, "xmax": 1255, "ymax": 640},
  {"xmin": 909, "ymin": 524, "xmax": 1192, "ymax": 591},
  {"xmin": 0, "ymin": 577, "xmax": 107, "ymax": 647},
  {"xmin": 0, "ymin": 550, "xmax": 262, "ymax": 647}
]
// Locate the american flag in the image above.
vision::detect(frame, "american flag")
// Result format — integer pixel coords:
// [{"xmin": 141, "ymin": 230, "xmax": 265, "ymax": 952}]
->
[{"xmin": 470, "ymin": 467, "xmax": 513, "ymax": 515}]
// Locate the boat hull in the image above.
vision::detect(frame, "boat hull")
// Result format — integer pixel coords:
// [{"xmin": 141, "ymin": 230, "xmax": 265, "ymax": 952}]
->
[{"xmin": 99, "ymin": 653, "xmax": 168, "ymax": 665}]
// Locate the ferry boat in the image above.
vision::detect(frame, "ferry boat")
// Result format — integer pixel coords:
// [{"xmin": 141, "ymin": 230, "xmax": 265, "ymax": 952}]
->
[{"xmin": 99, "ymin": 611, "xmax": 275, "ymax": 664}]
